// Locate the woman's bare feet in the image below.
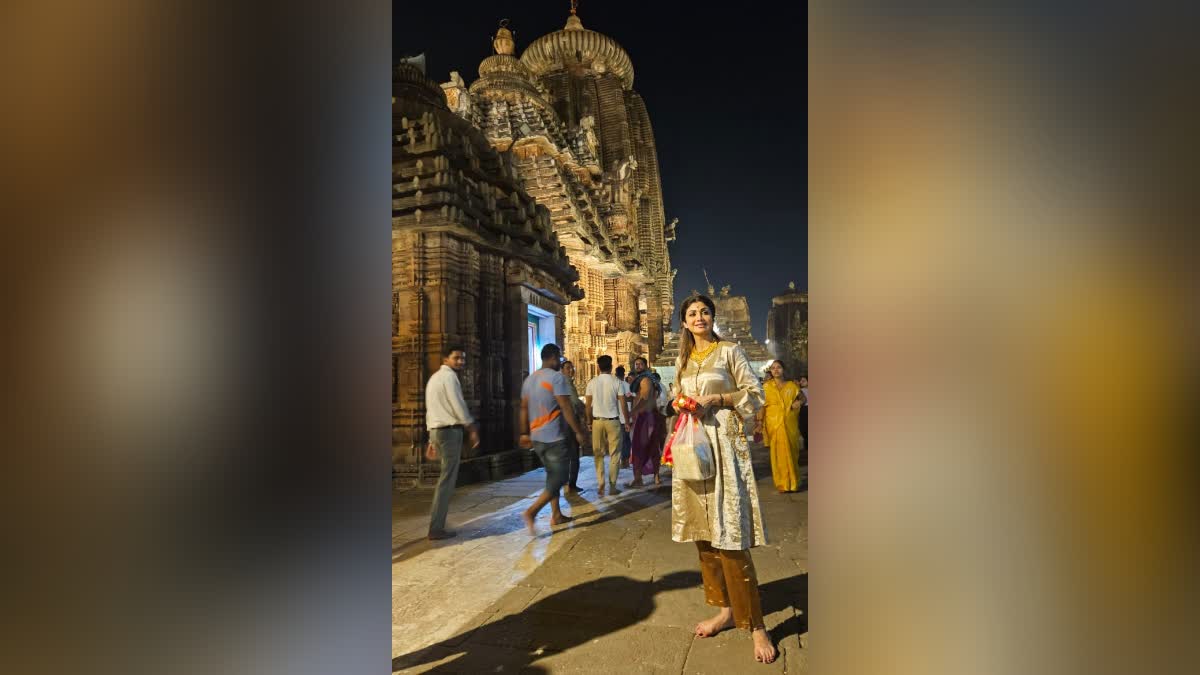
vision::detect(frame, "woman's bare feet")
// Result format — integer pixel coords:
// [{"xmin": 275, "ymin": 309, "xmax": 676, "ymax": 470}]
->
[
  {"xmin": 752, "ymin": 628, "xmax": 777, "ymax": 663},
  {"xmin": 694, "ymin": 608, "xmax": 735, "ymax": 637}
]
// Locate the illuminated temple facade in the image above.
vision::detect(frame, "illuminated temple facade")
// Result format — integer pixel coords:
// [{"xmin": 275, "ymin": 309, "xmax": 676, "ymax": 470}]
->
[{"xmin": 393, "ymin": 7, "xmax": 676, "ymax": 466}]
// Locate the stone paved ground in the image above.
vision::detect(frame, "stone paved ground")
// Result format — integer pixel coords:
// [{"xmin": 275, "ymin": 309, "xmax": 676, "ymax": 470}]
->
[{"xmin": 392, "ymin": 445, "xmax": 807, "ymax": 674}]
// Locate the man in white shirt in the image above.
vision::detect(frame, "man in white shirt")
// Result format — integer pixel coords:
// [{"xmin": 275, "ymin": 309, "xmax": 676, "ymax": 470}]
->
[
  {"xmin": 424, "ymin": 344, "xmax": 480, "ymax": 540},
  {"xmin": 585, "ymin": 355, "xmax": 629, "ymax": 496}
]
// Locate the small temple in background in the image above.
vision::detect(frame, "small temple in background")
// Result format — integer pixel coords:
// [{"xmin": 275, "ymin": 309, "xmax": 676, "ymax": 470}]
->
[{"xmin": 767, "ymin": 281, "xmax": 808, "ymax": 377}]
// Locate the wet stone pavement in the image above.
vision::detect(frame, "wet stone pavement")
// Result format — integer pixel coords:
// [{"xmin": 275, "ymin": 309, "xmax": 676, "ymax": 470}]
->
[{"xmin": 392, "ymin": 445, "xmax": 808, "ymax": 674}]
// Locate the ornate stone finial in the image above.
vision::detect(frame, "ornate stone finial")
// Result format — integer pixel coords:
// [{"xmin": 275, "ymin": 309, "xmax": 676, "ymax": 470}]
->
[
  {"xmin": 565, "ymin": 0, "xmax": 584, "ymax": 30},
  {"xmin": 493, "ymin": 19, "xmax": 515, "ymax": 55},
  {"xmin": 703, "ymin": 269, "xmax": 714, "ymax": 296}
]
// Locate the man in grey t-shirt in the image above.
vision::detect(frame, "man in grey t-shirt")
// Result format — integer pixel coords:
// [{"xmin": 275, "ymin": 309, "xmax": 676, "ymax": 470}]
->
[{"xmin": 519, "ymin": 343, "xmax": 588, "ymax": 535}]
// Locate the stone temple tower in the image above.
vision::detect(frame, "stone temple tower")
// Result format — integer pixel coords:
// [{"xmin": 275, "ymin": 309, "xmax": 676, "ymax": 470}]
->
[{"xmin": 440, "ymin": 4, "xmax": 676, "ymax": 385}]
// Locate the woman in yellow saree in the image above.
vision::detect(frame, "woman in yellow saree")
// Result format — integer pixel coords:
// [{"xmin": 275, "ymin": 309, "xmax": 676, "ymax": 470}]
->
[{"xmin": 755, "ymin": 360, "xmax": 805, "ymax": 492}]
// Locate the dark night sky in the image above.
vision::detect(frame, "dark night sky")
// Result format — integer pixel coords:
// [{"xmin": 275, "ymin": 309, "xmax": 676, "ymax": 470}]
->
[{"xmin": 396, "ymin": 1, "xmax": 807, "ymax": 338}]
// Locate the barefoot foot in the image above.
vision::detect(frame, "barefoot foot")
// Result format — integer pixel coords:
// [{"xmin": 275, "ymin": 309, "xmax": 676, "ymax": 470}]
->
[
  {"xmin": 521, "ymin": 510, "xmax": 536, "ymax": 535},
  {"xmin": 550, "ymin": 514, "xmax": 574, "ymax": 527},
  {"xmin": 752, "ymin": 628, "xmax": 777, "ymax": 663},
  {"xmin": 694, "ymin": 609, "xmax": 735, "ymax": 638}
]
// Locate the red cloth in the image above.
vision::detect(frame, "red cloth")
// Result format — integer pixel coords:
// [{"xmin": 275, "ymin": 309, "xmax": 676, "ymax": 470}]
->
[
  {"xmin": 661, "ymin": 413, "xmax": 689, "ymax": 467},
  {"xmin": 662, "ymin": 396, "xmax": 701, "ymax": 466}
]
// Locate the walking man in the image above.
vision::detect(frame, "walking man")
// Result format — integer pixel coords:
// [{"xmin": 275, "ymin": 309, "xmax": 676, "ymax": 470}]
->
[
  {"xmin": 584, "ymin": 355, "xmax": 629, "ymax": 496},
  {"xmin": 561, "ymin": 359, "xmax": 586, "ymax": 495},
  {"xmin": 424, "ymin": 344, "xmax": 480, "ymax": 540},
  {"xmin": 519, "ymin": 343, "xmax": 589, "ymax": 534}
]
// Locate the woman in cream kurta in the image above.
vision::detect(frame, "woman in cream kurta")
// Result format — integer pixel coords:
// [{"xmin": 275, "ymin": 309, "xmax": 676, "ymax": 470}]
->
[
  {"xmin": 671, "ymin": 340, "xmax": 767, "ymax": 550},
  {"xmin": 670, "ymin": 293, "xmax": 776, "ymax": 664}
]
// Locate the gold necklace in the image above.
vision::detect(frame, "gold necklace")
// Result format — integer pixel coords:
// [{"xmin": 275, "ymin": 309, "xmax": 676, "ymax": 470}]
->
[{"xmin": 689, "ymin": 340, "xmax": 719, "ymax": 366}]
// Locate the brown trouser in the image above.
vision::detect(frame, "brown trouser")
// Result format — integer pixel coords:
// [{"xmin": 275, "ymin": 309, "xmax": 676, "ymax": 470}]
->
[
  {"xmin": 591, "ymin": 419, "xmax": 623, "ymax": 489},
  {"xmin": 696, "ymin": 541, "xmax": 765, "ymax": 631}
]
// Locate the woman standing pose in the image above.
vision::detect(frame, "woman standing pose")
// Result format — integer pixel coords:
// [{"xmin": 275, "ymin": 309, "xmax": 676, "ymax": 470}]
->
[{"xmin": 670, "ymin": 294, "xmax": 776, "ymax": 664}]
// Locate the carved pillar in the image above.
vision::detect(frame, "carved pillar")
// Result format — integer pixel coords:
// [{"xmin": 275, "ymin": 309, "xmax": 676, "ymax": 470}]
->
[
  {"xmin": 478, "ymin": 252, "xmax": 507, "ymax": 455},
  {"xmin": 645, "ymin": 290, "xmax": 663, "ymax": 362},
  {"xmin": 392, "ymin": 230, "xmax": 429, "ymax": 465}
]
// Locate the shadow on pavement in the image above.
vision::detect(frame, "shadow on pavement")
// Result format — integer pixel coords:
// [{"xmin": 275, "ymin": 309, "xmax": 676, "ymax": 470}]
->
[
  {"xmin": 392, "ymin": 570, "xmax": 807, "ymax": 673},
  {"xmin": 760, "ymin": 573, "xmax": 808, "ymax": 647},
  {"xmin": 392, "ymin": 571, "xmax": 698, "ymax": 673}
]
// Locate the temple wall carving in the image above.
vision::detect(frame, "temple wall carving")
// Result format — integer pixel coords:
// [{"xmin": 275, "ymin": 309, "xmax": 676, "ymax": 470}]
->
[{"xmin": 393, "ymin": 63, "xmax": 580, "ymax": 466}]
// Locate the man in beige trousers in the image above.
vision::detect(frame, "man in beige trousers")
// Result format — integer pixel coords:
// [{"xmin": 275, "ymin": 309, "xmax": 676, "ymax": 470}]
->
[{"xmin": 584, "ymin": 355, "xmax": 628, "ymax": 497}]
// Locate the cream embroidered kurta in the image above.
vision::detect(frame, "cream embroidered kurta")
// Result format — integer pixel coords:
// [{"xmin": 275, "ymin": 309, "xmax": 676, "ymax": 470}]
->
[{"xmin": 671, "ymin": 341, "xmax": 767, "ymax": 550}]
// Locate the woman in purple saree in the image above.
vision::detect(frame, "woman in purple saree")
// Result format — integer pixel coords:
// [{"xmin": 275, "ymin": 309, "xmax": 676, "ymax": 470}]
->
[{"xmin": 627, "ymin": 357, "xmax": 667, "ymax": 487}]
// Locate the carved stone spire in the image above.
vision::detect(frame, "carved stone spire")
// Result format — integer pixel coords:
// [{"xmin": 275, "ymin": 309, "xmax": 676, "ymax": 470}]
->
[
  {"xmin": 565, "ymin": 0, "xmax": 584, "ymax": 30},
  {"xmin": 492, "ymin": 19, "xmax": 515, "ymax": 55}
]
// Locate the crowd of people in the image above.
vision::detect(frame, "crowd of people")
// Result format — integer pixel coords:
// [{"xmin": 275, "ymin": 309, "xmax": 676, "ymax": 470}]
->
[{"xmin": 419, "ymin": 293, "xmax": 807, "ymax": 665}]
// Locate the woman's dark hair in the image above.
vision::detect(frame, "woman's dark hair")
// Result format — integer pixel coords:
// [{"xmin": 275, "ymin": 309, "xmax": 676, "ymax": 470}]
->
[
  {"xmin": 767, "ymin": 359, "xmax": 795, "ymax": 384},
  {"xmin": 676, "ymin": 294, "xmax": 723, "ymax": 370}
]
